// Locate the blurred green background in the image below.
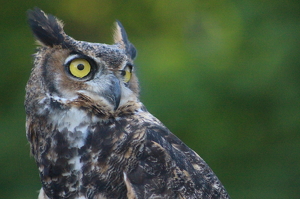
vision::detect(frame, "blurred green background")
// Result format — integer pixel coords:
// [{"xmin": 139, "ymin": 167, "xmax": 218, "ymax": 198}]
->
[{"xmin": 1, "ymin": 0, "xmax": 299, "ymax": 198}]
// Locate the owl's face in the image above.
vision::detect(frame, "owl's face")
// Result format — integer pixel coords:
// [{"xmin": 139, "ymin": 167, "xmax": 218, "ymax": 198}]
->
[
  {"xmin": 26, "ymin": 9, "xmax": 139, "ymax": 116},
  {"xmin": 35, "ymin": 41, "xmax": 137, "ymax": 111}
]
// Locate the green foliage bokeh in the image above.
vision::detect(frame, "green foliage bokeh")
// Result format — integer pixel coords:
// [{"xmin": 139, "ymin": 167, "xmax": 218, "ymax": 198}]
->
[{"xmin": 0, "ymin": 0, "xmax": 299, "ymax": 198}]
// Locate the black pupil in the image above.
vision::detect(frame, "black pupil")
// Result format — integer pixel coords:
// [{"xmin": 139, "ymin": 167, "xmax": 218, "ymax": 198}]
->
[
  {"xmin": 77, "ymin": 64, "xmax": 84, "ymax": 70},
  {"xmin": 121, "ymin": 70, "xmax": 126, "ymax": 76}
]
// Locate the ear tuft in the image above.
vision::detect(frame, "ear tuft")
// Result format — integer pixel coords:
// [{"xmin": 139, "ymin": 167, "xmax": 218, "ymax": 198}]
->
[
  {"xmin": 27, "ymin": 7, "xmax": 66, "ymax": 47},
  {"xmin": 113, "ymin": 21, "xmax": 137, "ymax": 60}
]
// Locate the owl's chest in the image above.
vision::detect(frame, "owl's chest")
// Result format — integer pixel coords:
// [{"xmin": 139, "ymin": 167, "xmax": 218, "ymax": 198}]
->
[
  {"xmin": 37, "ymin": 107, "xmax": 137, "ymax": 198},
  {"xmin": 44, "ymin": 106, "xmax": 112, "ymax": 166}
]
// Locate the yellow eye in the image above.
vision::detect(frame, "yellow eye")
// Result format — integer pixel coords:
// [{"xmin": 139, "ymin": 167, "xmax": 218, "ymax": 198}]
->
[
  {"xmin": 121, "ymin": 65, "xmax": 132, "ymax": 83},
  {"xmin": 69, "ymin": 59, "xmax": 91, "ymax": 78}
]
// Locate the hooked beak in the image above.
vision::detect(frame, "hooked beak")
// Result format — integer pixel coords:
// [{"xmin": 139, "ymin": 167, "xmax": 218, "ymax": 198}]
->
[{"xmin": 104, "ymin": 77, "xmax": 121, "ymax": 110}]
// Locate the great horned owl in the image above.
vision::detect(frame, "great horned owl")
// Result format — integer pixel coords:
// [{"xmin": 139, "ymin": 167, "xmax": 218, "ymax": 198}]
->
[{"xmin": 25, "ymin": 7, "xmax": 230, "ymax": 199}]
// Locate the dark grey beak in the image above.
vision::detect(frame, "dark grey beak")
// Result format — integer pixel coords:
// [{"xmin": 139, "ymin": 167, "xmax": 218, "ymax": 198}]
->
[{"xmin": 104, "ymin": 77, "xmax": 121, "ymax": 110}]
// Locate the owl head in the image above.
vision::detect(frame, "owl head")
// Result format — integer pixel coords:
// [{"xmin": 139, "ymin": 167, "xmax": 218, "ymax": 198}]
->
[{"xmin": 25, "ymin": 8, "xmax": 139, "ymax": 117}]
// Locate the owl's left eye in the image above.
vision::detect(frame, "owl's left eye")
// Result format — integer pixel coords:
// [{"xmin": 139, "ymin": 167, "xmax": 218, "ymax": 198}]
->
[
  {"xmin": 68, "ymin": 59, "xmax": 91, "ymax": 78},
  {"xmin": 120, "ymin": 65, "xmax": 132, "ymax": 83}
]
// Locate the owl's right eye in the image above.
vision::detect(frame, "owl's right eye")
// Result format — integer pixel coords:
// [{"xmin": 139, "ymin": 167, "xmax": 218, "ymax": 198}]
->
[{"xmin": 68, "ymin": 59, "xmax": 91, "ymax": 78}]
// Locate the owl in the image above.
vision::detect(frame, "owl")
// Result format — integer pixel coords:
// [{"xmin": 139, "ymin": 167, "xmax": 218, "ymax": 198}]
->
[{"xmin": 25, "ymin": 7, "xmax": 230, "ymax": 199}]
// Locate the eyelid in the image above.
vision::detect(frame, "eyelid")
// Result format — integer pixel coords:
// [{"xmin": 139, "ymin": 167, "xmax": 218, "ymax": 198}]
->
[
  {"xmin": 108, "ymin": 64, "xmax": 133, "ymax": 73},
  {"xmin": 64, "ymin": 54, "xmax": 96, "ymax": 65},
  {"xmin": 64, "ymin": 54, "xmax": 80, "ymax": 65},
  {"xmin": 124, "ymin": 64, "xmax": 133, "ymax": 72}
]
